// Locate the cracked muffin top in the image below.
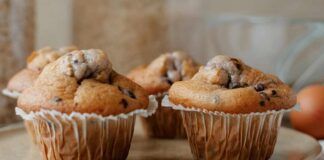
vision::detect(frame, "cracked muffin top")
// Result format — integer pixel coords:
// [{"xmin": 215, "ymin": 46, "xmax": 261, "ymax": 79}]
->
[
  {"xmin": 168, "ymin": 55, "xmax": 296, "ymax": 113},
  {"xmin": 6, "ymin": 46, "xmax": 77, "ymax": 94},
  {"xmin": 18, "ymin": 49, "xmax": 149, "ymax": 116},
  {"xmin": 127, "ymin": 51, "xmax": 199, "ymax": 94}
]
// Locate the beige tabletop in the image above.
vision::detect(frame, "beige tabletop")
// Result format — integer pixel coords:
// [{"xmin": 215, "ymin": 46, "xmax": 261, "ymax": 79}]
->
[{"xmin": 0, "ymin": 122, "xmax": 321, "ymax": 160}]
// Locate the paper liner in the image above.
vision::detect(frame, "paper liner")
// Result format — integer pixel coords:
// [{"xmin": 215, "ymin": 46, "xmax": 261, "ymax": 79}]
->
[
  {"xmin": 24, "ymin": 110, "xmax": 135, "ymax": 160},
  {"xmin": 24, "ymin": 120, "xmax": 37, "ymax": 144},
  {"xmin": 1, "ymin": 88, "xmax": 20, "ymax": 99},
  {"xmin": 162, "ymin": 96, "xmax": 290, "ymax": 160},
  {"xmin": 140, "ymin": 94, "xmax": 186, "ymax": 139},
  {"xmin": 15, "ymin": 95, "xmax": 157, "ymax": 160}
]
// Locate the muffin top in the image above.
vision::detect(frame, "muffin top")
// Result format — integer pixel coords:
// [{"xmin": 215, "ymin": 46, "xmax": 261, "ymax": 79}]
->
[
  {"xmin": 27, "ymin": 46, "xmax": 78, "ymax": 72},
  {"xmin": 18, "ymin": 49, "xmax": 149, "ymax": 116},
  {"xmin": 168, "ymin": 55, "xmax": 296, "ymax": 114},
  {"xmin": 128, "ymin": 51, "xmax": 199, "ymax": 94},
  {"xmin": 6, "ymin": 46, "xmax": 77, "ymax": 93}
]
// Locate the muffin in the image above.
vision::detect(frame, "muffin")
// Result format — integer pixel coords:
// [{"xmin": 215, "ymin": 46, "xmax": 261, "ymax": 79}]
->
[
  {"xmin": 164, "ymin": 55, "xmax": 296, "ymax": 159},
  {"xmin": 2, "ymin": 46, "xmax": 77, "ymax": 144},
  {"xmin": 128, "ymin": 51, "xmax": 199, "ymax": 138},
  {"xmin": 16, "ymin": 49, "xmax": 156, "ymax": 160},
  {"xmin": 3, "ymin": 46, "xmax": 77, "ymax": 98}
]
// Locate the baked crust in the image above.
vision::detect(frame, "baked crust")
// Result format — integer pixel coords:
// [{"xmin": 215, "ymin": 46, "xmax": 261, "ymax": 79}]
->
[
  {"xmin": 7, "ymin": 69, "xmax": 38, "ymax": 93},
  {"xmin": 169, "ymin": 55, "xmax": 296, "ymax": 113},
  {"xmin": 18, "ymin": 49, "xmax": 149, "ymax": 116},
  {"xmin": 27, "ymin": 46, "xmax": 78, "ymax": 72},
  {"xmin": 127, "ymin": 51, "xmax": 199, "ymax": 94},
  {"xmin": 6, "ymin": 46, "xmax": 77, "ymax": 93}
]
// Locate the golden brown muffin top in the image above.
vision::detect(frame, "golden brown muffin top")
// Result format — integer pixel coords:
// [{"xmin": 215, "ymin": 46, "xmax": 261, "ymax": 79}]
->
[
  {"xmin": 6, "ymin": 46, "xmax": 78, "ymax": 93},
  {"xmin": 128, "ymin": 51, "xmax": 199, "ymax": 94},
  {"xmin": 169, "ymin": 55, "xmax": 296, "ymax": 114},
  {"xmin": 18, "ymin": 49, "xmax": 149, "ymax": 116},
  {"xmin": 27, "ymin": 46, "xmax": 78, "ymax": 72},
  {"xmin": 6, "ymin": 69, "xmax": 39, "ymax": 93}
]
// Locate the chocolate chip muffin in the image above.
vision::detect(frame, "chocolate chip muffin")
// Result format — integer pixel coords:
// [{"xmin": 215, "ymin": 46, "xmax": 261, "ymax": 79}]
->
[
  {"xmin": 16, "ymin": 49, "xmax": 155, "ymax": 160},
  {"xmin": 2, "ymin": 46, "xmax": 77, "ymax": 144},
  {"xmin": 165, "ymin": 55, "xmax": 296, "ymax": 160},
  {"xmin": 3, "ymin": 46, "xmax": 77, "ymax": 98},
  {"xmin": 128, "ymin": 51, "xmax": 199, "ymax": 138}
]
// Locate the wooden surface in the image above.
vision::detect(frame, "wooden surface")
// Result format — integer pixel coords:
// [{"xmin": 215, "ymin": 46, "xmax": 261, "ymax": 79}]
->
[
  {"xmin": 0, "ymin": 122, "xmax": 321, "ymax": 160},
  {"xmin": 0, "ymin": 0, "xmax": 35, "ymax": 125}
]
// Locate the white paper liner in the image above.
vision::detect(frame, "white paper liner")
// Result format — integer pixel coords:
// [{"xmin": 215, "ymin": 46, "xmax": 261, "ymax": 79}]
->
[
  {"xmin": 27, "ymin": 111, "xmax": 135, "ymax": 160},
  {"xmin": 23, "ymin": 121, "xmax": 37, "ymax": 144},
  {"xmin": 15, "ymin": 95, "xmax": 157, "ymax": 160},
  {"xmin": 16, "ymin": 95, "xmax": 158, "ymax": 121},
  {"xmin": 141, "ymin": 93, "xmax": 186, "ymax": 138},
  {"xmin": 1, "ymin": 88, "xmax": 20, "ymax": 99},
  {"xmin": 162, "ymin": 95, "xmax": 290, "ymax": 159}
]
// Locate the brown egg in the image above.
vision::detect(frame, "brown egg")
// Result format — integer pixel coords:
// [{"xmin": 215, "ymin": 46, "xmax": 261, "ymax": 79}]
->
[{"xmin": 290, "ymin": 84, "xmax": 324, "ymax": 139}]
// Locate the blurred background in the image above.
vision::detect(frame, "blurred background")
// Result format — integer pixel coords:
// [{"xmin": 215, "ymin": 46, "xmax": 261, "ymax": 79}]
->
[
  {"xmin": 0, "ymin": 0, "xmax": 323, "ymax": 139},
  {"xmin": 35, "ymin": 0, "xmax": 324, "ymax": 86}
]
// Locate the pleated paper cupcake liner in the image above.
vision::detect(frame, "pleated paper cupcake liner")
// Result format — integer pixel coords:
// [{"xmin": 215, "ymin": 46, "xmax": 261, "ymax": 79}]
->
[
  {"xmin": 2, "ymin": 88, "xmax": 20, "ymax": 99},
  {"xmin": 141, "ymin": 93, "xmax": 186, "ymax": 139},
  {"xmin": 24, "ymin": 120, "xmax": 37, "ymax": 144},
  {"xmin": 15, "ymin": 95, "xmax": 158, "ymax": 160},
  {"xmin": 162, "ymin": 96, "xmax": 290, "ymax": 160}
]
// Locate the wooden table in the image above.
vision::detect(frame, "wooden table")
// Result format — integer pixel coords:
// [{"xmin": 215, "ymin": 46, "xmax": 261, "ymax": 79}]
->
[{"xmin": 0, "ymin": 121, "xmax": 321, "ymax": 160}]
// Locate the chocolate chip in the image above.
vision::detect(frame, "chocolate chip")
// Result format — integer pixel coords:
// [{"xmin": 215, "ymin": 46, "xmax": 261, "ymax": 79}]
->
[
  {"xmin": 127, "ymin": 91, "xmax": 136, "ymax": 99},
  {"xmin": 120, "ymin": 99, "xmax": 128, "ymax": 108},
  {"xmin": 225, "ymin": 74, "xmax": 232, "ymax": 88},
  {"xmin": 84, "ymin": 72, "xmax": 94, "ymax": 79},
  {"xmin": 234, "ymin": 63, "xmax": 242, "ymax": 71},
  {"xmin": 52, "ymin": 96, "xmax": 62, "ymax": 103},
  {"xmin": 231, "ymin": 58, "xmax": 242, "ymax": 70},
  {"xmin": 254, "ymin": 84, "xmax": 265, "ymax": 92},
  {"xmin": 118, "ymin": 86, "xmax": 136, "ymax": 99},
  {"xmin": 259, "ymin": 100, "xmax": 265, "ymax": 106},
  {"xmin": 118, "ymin": 86, "xmax": 122, "ymax": 91},
  {"xmin": 271, "ymin": 90, "xmax": 277, "ymax": 96},
  {"xmin": 73, "ymin": 60, "xmax": 79, "ymax": 64},
  {"xmin": 107, "ymin": 74, "xmax": 113, "ymax": 84},
  {"xmin": 166, "ymin": 79, "xmax": 173, "ymax": 85}
]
